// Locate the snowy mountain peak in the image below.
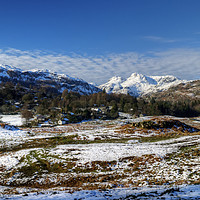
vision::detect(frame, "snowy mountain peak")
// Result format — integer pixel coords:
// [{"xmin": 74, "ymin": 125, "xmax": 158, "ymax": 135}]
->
[
  {"xmin": 99, "ymin": 73, "xmax": 187, "ymax": 97},
  {"xmin": 126, "ymin": 73, "xmax": 157, "ymax": 85},
  {"xmin": 109, "ymin": 76, "xmax": 124, "ymax": 82},
  {"xmin": 130, "ymin": 72, "xmax": 144, "ymax": 78},
  {"xmin": 99, "ymin": 76, "xmax": 125, "ymax": 94}
]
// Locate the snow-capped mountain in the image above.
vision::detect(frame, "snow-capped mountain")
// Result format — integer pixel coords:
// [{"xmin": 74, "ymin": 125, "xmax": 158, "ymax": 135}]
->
[
  {"xmin": 0, "ymin": 65, "xmax": 101, "ymax": 95},
  {"xmin": 99, "ymin": 72, "xmax": 187, "ymax": 96}
]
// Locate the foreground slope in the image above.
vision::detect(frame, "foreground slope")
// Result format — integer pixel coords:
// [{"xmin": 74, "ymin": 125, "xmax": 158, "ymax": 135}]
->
[{"xmin": 0, "ymin": 115, "xmax": 200, "ymax": 199}]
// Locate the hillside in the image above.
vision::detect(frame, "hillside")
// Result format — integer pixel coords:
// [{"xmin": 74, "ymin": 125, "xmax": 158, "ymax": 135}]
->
[
  {"xmin": 0, "ymin": 65, "xmax": 101, "ymax": 95},
  {"xmin": 150, "ymin": 80, "xmax": 200, "ymax": 101},
  {"xmin": 99, "ymin": 73, "xmax": 186, "ymax": 97}
]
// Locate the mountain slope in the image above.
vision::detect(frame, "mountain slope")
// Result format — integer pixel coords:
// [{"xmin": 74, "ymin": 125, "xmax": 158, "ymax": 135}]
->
[
  {"xmin": 0, "ymin": 65, "xmax": 101, "ymax": 95},
  {"xmin": 99, "ymin": 73, "xmax": 187, "ymax": 97},
  {"xmin": 151, "ymin": 79, "xmax": 200, "ymax": 101}
]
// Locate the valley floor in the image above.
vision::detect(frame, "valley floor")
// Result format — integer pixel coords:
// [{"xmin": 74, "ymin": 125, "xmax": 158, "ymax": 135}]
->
[{"xmin": 0, "ymin": 114, "xmax": 200, "ymax": 199}]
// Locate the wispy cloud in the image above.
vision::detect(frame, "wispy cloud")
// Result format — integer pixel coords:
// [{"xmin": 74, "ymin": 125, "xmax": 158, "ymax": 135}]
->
[
  {"xmin": 143, "ymin": 36, "xmax": 177, "ymax": 43},
  {"xmin": 0, "ymin": 48, "xmax": 199, "ymax": 85}
]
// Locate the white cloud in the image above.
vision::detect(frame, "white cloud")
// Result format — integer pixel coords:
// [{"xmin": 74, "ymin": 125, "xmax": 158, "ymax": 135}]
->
[
  {"xmin": 143, "ymin": 36, "xmax": 177, "ymax": 43},
  {"xmin": 0, "ymin": 48, "xmax": 199, "ymax": 85}
]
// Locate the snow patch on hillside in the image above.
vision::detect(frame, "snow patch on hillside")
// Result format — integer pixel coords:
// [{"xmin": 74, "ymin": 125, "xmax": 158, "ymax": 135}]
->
[
  {"xmin": 52, "ymin": 142, "xmax": 177, "ymax": 164},
  {"xmin": 0, "ymin": 126, "xmax": 26, "ymax": 139}
]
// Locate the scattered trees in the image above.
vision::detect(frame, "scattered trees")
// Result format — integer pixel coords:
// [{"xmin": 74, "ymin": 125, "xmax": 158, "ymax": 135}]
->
[{"xmin": 21, "ymin": 108, "xmax": 33, "ymax": 125}]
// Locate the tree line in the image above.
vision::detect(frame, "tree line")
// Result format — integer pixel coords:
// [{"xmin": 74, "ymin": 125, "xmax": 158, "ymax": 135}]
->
[{"xmin": 0, "ymin": 82, "xmax": 199, "ymax": 121}]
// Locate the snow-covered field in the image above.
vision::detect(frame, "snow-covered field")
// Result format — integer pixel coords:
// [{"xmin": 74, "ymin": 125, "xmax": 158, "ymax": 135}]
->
[{"xmin": 0, "ymin": 115, "xmax": 200, "ymax": 199}]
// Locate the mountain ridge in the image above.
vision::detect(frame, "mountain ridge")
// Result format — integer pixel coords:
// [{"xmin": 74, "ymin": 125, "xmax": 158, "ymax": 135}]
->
[
  {"xmin": 0, "ymin": 65, "xmax": 195, "ymax": 97},
  {"xmin": 0, "ymin": 64, "xmax": 101, "ymax": 95},
  {"xmin": 99, "ymin": 73, "xmax": 188, "ymax": 97}
]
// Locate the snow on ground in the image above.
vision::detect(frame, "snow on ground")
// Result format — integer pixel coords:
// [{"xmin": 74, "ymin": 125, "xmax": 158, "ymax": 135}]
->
[
  {"xmin": 0, "ymin": 142, "xmax": 177, "ymax": 172},
  {"xmin": 0, "ymin": 149, "xmax": 36, "ymax": 170},
  {"xmin": 0, "ymin": 126, "xmax": 27, "ymax": 139},
  {"xmin": 1, "ymin": 185, "xmax": 200, "ymax": 200},
  {"xmin": 0, "ymin": 114, "xmax": 24, "ymax": 126},
  {"xmin": 52, "ymin": 142, "xmax": 178, "ymax": 163},
  {"xmin": 0, "ymin": 116, "xmax": 200, "ymax": 199},
  {"xmin": 155, "ymin": 135, "xmax": 200, "ymax": 145}
]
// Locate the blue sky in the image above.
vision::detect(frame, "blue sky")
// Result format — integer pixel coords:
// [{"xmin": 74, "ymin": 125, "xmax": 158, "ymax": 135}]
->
[{"xmin": 0, "ymin": 0, "xmax": 200, "ymax": 84}]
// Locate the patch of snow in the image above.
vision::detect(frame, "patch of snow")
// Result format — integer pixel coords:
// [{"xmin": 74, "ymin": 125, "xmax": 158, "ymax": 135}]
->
[
  {"xmin": 0, "ymin": 115, "xmax": 24, "ymax": 126},
  {"xmin": 0, "ymin": 149, "xmax": 38, "ymax": 170},
  {"xmin": 52, "ymin": 143, "xmax": 177, "ymax": 164},
  {"xmin": 0, "ymin": 126, "xmax": 26, "ymax": 140}
]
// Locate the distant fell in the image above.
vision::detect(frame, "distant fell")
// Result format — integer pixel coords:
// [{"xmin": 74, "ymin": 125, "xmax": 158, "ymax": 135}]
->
[{"xmin": 99, "ymin": 72, "xmax": 187, "ymax": 97}]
